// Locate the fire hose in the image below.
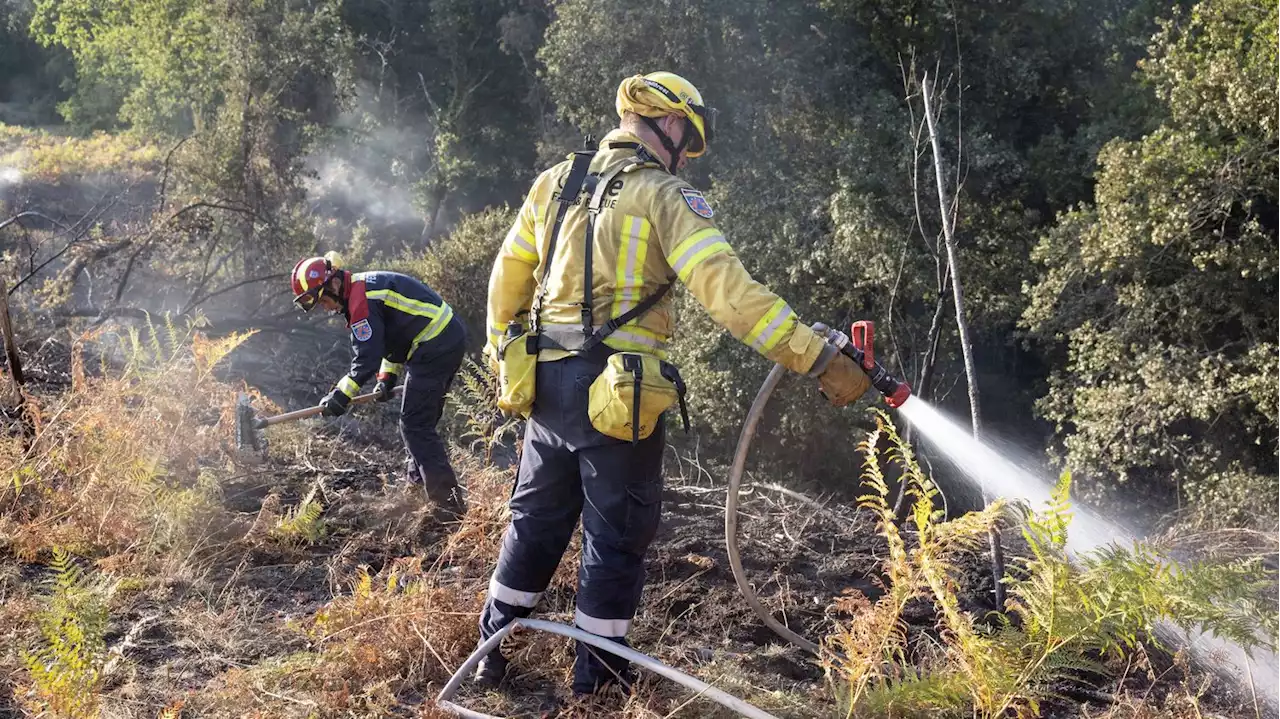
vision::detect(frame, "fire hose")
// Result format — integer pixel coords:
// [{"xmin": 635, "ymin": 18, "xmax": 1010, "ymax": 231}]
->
[
  {"xmin": 725, "ymin": 321, "xmax": 910, "ymax": 654},
  {"xmin": 437, "ymin": 320, "xmax": 912, "ymax": 717}
]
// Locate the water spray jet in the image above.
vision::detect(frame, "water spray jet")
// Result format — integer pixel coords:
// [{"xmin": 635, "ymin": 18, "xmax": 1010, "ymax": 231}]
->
[{"xmin": 725, "ymin": 319, "xmax": 1277, "ymax": 711}]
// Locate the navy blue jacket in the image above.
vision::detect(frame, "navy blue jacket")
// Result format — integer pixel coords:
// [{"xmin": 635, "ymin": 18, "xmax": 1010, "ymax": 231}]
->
[{"xmin": 334, "ymin": 271, "xmax": 462, "ymax": 396}]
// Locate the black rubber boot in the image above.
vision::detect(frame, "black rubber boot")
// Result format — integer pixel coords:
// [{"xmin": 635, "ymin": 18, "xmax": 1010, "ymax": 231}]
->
[
  {"xmin": 473, "ymin": 651, "xmax": 509, "ymax": 688},
  {"xmin": 426, "ymin": 485, "xmax": 466, "ymax": 523}
]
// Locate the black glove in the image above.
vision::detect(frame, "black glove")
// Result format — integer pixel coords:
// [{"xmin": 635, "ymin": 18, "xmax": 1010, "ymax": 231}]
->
[
  {"xmin": 374, "ymin": 372, "xmax": 398, "ymax": 403},
  {"xmin": 319, "ymin": 389, "xmax": 350, "ymax": 417}
]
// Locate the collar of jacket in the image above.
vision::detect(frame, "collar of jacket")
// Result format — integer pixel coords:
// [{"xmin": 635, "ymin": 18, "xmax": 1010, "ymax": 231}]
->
[
  {"xmin": 338, "ymin": 270, "xmax": 355, "ymax": 300},
  {"xmin": 599, "ymin": 129, "xmax": 668, "ymax": 172},
  {"xmin": 343, "ymin": 273, "xmax": 369, "ymax": 326}
]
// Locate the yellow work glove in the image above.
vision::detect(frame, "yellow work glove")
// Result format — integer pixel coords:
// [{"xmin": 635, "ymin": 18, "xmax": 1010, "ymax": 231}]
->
[
  {"xmin": 818, "ymin": 351, "xmax": 871, "ymax": 407},
  {"xmin": 805, "ymin": 324, "xmax": 871, "ymax": 407}
]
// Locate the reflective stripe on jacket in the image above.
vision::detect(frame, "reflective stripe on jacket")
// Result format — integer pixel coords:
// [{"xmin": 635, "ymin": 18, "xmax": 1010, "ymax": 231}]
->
[
  {"xmin": 335, "ymin": 271, "xmax": 457, "ymax": 397},
  {"xmin": 486, "ymin": 129, "xmax": 827, "ymax": 373}
]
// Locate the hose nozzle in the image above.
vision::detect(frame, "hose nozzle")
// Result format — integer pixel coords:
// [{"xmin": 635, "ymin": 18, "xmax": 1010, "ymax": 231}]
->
[{"xmin": 837, "ymin": 321, "xmax": 912, "ymax": 408}]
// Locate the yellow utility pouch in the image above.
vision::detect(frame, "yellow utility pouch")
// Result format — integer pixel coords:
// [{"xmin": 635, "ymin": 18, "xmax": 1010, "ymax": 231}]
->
[
  {"xmin": 588, "ymin": 352, "xmax": 689, "ymax": 443},
  {"xmin": 497, "ymin": 321, "xmax": 537, "ymax": 417}
]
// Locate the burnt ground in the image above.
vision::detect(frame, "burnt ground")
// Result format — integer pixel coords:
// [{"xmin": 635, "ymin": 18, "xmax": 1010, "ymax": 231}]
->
[{"xmin": 0, "ymin": 326, "xmax": 1268, "ymax": 719}]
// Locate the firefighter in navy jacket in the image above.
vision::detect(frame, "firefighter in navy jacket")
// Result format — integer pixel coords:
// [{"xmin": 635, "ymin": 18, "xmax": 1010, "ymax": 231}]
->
[{"xmin": 290, "ymin": 252, "xmax": 468, "ymax": 519}]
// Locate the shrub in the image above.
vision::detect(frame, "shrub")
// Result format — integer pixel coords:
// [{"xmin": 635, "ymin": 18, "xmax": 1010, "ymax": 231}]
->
[
  {"xmin": 392, "ymin": 206, "xmax": 515, "ymax": 352},
  {"xmin": 0, "ymin": 314, "xmax": 251, "ymax": 563},
  {"xmin": 822, "ymin": 411, "xmax": 1278, "ymax": 718}
]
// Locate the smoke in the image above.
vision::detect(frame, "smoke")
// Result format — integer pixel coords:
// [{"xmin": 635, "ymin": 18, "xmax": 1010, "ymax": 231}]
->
[
  {"xmin": 0, "ymin": 166, "xmax": 22, "ymax": 197},
  {"xmin": 306, "ymin": 153, "xmax": 419, "ymax": 225},
  {"xmin": 304, "ymin": 84, "xmax": 431, "ymax": 241}
]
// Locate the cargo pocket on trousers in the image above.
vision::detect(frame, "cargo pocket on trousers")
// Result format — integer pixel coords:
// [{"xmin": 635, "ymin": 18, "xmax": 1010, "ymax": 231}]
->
[{"xmin": 622, "ymin": 481, "xmax": 662, "ymax": 556}]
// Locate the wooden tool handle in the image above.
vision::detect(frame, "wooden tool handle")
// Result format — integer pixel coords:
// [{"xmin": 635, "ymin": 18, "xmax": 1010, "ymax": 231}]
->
[{"xmin": 256, "ymin": 385, "xmax": 404, "ymax": 428}]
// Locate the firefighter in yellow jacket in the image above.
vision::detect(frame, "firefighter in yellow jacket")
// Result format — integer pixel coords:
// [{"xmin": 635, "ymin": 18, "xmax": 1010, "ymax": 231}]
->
[{"xmin": 476, "ymin": 71, "xmax": 871, "ymax": 694}]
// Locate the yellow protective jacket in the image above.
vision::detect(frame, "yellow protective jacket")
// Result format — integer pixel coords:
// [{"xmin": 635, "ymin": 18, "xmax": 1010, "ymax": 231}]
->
[{"xmin": 486, "ymin": 129, "xmax": 828, "ymax": 374}]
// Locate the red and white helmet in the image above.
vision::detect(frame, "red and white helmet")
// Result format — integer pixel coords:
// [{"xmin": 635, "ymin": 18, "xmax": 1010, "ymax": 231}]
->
[{"xmin": 290, "ymin": 252, "xmax": 341, "ymax": 311}]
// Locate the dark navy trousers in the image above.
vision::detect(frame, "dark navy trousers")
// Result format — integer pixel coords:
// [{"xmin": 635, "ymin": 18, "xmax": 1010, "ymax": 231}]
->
[
  {"xmin": 478, "ymin": 355, "xmax": 665, "ymax": 694},
  {"xmin": 399, "ymin": 324, "xmax": 466, "ymax": 503}
]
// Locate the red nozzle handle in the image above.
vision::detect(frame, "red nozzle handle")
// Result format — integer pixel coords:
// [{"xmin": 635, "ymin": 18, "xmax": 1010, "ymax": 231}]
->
[
  {"xmin": 850, "ymin": 321, "xmax": 874, "ymax": 371},
  {"xmin": 885, "ymin": 382, "xmax": 912, "ymax": 408}
]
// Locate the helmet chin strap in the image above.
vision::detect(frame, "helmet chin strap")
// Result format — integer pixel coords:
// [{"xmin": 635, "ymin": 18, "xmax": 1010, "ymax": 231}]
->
[{"xmin": 641, "ymin": 115, "xmax": 694, "ymax": 173}]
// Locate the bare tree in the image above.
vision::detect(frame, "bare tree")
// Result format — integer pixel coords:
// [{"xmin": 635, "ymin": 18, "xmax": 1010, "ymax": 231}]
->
[{"xmin": 920, "ymin": 70, "xmax": 1006, "ymax": 610}]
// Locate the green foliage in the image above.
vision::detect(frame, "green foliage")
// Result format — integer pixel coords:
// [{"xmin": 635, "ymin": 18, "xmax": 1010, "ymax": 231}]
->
[
  {"xmin": 824, "ymin": 414, "xmax": 1277, "ymax": 717},
  {"xmin": 337, "ymin": 0, "xmax": 542, "ymax": 240},
  {"xmin": 1023, "ymin": 0, "xmax": 1278, "ymax": 528},
  {"xmin": 30, "ymin": 0, "xmax": 352, "ymax": 135},
  {"xmin": 21, "ymin": 547, "xmax": 116, "ymax": 719},
  {"xmin": 272, "ymin": 484, "xmax": 326, "ymax": 545},
  {"xmin": 445, "ymin": 356, "xmax": 521, "ymax": 465},
  {"xmin": 0, "ymin": 1, "xmax": 71, "ymax": 125},
  {"xmin": 0, "ymin": 124, "xmax": 160, "ymax": 180},
  {"xmin": 392, "ymin": 206, "xmax": 514, "ymax": 351}
]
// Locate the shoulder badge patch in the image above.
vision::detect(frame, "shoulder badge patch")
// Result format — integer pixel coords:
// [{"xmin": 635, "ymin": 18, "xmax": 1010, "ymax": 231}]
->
[
  {"xmin": 679, "ymin": 187, "xmax": 714, "ymax": 219},
  {"xmin": 351, "ymin": 319, "xmax": 373, "ymax": 342}
]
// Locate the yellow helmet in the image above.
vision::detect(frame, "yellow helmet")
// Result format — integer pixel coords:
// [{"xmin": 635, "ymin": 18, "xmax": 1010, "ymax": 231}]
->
[{"xmin": 616, "ymin": 71, "xmax": 716, "ymax": 160}]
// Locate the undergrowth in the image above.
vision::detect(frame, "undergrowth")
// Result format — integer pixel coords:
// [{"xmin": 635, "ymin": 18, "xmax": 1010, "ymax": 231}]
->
[
  {"xmin": 272, "ymin": 483, "xmax": 327, "ymax": 545},
  {"xmin": 20, "ymin": 547, "xmax": 117, "ymax": 718},
  {"xmin": 0, "ymin": 314, "xmax": 252, "ymax": 563},
  {"xmin": 822, "ymin": 410, "xmax": 1278, "ymax": 718},
  {"xmin": 445, "ymin": 355, "xmax": 521, "ymax": 465},
  {"xmin": 0, "ymin": 124, "xmax": 161, "ymax": 182}
]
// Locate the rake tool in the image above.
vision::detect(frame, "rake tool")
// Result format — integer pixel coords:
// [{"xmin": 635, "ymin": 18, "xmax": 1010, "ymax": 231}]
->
[{"xmin": 235, "ymin": 385, "xmax": 403, "ymax": 452}]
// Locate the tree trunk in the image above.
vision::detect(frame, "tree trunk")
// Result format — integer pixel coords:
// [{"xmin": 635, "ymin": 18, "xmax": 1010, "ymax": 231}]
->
[{"xmin": 920, "ymin": 72, "xmax": 1005, "ymax": 611}]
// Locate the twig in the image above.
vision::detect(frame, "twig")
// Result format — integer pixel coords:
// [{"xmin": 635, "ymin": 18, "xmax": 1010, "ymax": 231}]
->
[
  {"xmin": 182, "ymin": 273, "xmax": 287, "ymax": 314},
  {"xmin": 410, "ymin": 621, "xmax": 453, "ymax": 675},
  {"xmin": 0, "ymin": 211, "xmax": 71, "ymax": 234},
  {"xmin": 103, "ymin": 613, "xmax": 161, "ymax": 678},
  {"xmin": 155, "ymin": 136, "xmax": 191, "ymax": 214}
]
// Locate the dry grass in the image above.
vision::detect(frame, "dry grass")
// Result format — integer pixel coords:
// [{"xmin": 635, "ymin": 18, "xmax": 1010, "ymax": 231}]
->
[
  {"xmin": 0, "ymin": 320, "xmax": 251, "ymax": 566},
  {"xmin": 0, "ymin": 124, "xmax": 161, "ymax": 183},
  {"xmin": 0, "ymin": 325, "xmax": 1268, "ymax": 719}
]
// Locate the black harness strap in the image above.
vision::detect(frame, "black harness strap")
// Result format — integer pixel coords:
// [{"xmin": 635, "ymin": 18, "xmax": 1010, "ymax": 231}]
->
[
  {"xmin": 581, "ymin": 160, "xmax": 630, "ymax": 338},
  {"xmin": 660, "ymin": 361, "xmax": 691, "ymax": 434},
  {"xmin": 578, "ymin": 279, "xmax": 673, "ymax": 354},
  {"xmin": 529, "ymin": 149, "xmax": 595, "ymax": 340},
  {"xmin": 623, "ymin": 353, "xmax": 643, "ymax": 444}
]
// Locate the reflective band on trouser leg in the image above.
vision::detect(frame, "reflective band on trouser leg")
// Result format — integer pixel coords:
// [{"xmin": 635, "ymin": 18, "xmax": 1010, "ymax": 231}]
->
[
  {"xmin": 575, "ymin": 608, "xmax": 631, "ymax": 638},
  {"xmin": 337, "ymin": 376, "xmax": 360, "ymax": 398},
  {"xmin": 746, "ymin": 298, "xmax": 796, "ymax": 352},
  {"xmin": 667, "ymin": 228, "xmax": 731, "ymax": 283},
  {"xmin": 378, "ymin": 359, "xmax": 403, "ymax": 376},
  {"xmin": 488, "ymin": 575, "xmax": 542, "ymax": 609},
  {"xmin": 612, "ymin": 215, "xmax": 651, "ymax": 316},
  {"xmin": 407, "ymin": 303, "xmax": 455, "ymax": 359}
]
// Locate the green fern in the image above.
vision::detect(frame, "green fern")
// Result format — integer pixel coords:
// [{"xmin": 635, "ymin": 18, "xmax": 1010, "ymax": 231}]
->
[
  {"xmin": 824, "ymin": 413, "xmax": 1277, "ymax": 718},
  {"xmin": 145, "ymin": 312, "xmax": 164, "ymax": 364},
  {"xmin": 22, "ymin": 547, "xmax": 116, "ymax": 718},
  {"xmin": 272, "ymin": 485, "xmax": 326, "ymax": 545},
  {"xmin": 446, "ymin": 357, "xmax": 521, "ymax": 465}
]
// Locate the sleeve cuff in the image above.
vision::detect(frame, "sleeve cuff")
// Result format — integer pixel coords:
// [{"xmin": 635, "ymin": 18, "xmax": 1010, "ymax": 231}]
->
[
  {"xmin": 337, "ymin": 376, "xmax": 360, "ymax": 398},
  {"xmin": 378, "ymin": 359, "xmax": 403, "ymax": 377}
]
